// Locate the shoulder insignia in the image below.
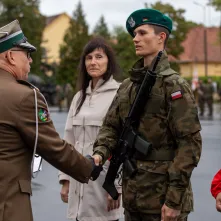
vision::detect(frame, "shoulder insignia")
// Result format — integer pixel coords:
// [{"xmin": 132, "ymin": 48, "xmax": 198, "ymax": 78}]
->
[
  {"xmin": 17, "ymin": 80, "xmax": 39, "ymax": 91},
  {"xmin": 171, "ymin": 90, "xmax": 183, "ymax": 100},
  {"xmin": 38, "ymin": 108, "xmax": 50, "ymax": 122}
]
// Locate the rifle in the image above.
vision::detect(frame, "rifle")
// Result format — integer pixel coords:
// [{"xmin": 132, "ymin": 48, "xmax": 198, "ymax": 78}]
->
[{"xmin": 102, "ymin": 51, "xmax": 163, "ymax": 200}]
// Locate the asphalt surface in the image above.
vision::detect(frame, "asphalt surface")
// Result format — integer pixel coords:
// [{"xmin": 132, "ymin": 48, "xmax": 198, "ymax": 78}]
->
[{"xmin": 31, "ymin": 105, "xmax": 221, "ymax": 221}]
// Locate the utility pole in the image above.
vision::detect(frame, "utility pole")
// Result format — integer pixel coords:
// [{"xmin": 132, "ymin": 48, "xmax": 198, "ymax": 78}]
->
[{"xmin": 194, "ymin": 1, "xmax": 208, "ymax": 77}]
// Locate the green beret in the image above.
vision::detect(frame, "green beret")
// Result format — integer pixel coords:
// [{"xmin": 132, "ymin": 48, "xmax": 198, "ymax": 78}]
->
[
  {"xmin": 126, "ymin": 8, "xmax": 173, "ymax": 37},
  {"xmin": 0, "ymin": 20, "xmax": 36, "ymax": 53}
]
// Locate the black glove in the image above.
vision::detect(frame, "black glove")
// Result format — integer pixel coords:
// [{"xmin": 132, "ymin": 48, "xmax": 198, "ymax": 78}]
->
[{"xmin": 85, "ymin": 155, "xmax": 103, "ymax": 181}]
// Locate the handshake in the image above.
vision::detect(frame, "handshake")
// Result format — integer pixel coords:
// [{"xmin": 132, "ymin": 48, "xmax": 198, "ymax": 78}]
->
[{"xmin": 85, "ymin": 155, "xmax": 103, "ymax": 181}]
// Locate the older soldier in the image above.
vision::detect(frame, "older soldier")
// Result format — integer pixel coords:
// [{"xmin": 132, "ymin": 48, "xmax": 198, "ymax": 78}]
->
[
  {"xmin": 0, "ymin": 20, "xmax": 97, "ymax": 221},
  {"xmin": 92, "ymin": 9, "xmax": 202, "ymax": 221}
]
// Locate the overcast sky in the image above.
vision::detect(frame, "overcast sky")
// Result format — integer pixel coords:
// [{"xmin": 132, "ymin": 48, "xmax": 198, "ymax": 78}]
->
[{"xmin": 40, "ymin": 0, "xmax": 221, "ymax": 32}]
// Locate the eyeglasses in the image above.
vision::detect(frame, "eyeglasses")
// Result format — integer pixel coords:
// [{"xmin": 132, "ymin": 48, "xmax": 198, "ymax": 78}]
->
[{"xmin": 11, "ymin": 49, "xmax": 32, "ymax": 59}]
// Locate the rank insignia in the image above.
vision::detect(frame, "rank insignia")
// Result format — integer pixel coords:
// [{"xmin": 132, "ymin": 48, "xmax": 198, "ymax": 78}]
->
[
  {"xmin": 142, "ymin": 17, "xmax": 148, "ymax": 22},
  {"xmin": 38, "ymin": 108, "xmax": 50, "ymax": 122}
]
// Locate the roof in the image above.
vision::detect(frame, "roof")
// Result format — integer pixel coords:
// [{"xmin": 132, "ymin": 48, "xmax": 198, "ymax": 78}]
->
[
  {"xmin": 178, "ymin": 26, "xmax": 221, "ymax": 63},
  {"xmin": 45, "ymin": 13, "xmax": 68, "ymax": 26}
]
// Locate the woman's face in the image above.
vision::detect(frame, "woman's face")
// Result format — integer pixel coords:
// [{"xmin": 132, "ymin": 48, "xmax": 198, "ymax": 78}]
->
[{"xmin": 85, "ymin": 48, "xmax": 108, "ymax": 79}]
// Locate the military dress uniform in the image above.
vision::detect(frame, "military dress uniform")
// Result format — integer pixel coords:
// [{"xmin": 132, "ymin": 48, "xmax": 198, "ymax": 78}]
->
[
  {"xmin": 93, "ymin": 9, "xmax": 202, "ymax": 221},
  {"xmin": 0, "ymin": 20, "xmax": 93, "ymax": 221}
]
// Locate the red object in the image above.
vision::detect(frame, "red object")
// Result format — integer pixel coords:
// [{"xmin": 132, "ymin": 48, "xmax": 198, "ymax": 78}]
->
[
  {"xmin": 211, "ymin": 169, "xmax": 221, "ymax": 198},
  {"xmin": 171, "ymin": 91, "xmax": 182, "ymax": 100}
]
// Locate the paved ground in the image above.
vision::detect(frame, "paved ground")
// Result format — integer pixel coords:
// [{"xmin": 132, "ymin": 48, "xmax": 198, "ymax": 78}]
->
[{"xmin": 31, "ymin": 105, "xmax": 221, "ymax": 221}]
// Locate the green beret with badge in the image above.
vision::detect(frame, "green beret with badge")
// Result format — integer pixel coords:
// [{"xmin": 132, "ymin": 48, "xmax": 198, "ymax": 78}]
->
[
  {"xmin": 0, "ymin": 20, "xmax": 36, "ymax": 53},
  {"xmin": 126, "ymin": 8, "xmax": 173, "ymax": 37}
]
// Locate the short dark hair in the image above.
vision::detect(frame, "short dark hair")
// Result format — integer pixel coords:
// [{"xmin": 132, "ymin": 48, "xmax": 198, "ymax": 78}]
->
[
  {"xmin": 75, "ymin": 36, "xmax": 120, "ymax": 115},
  {"xmin": 151, "ymin": 25, "xmax": 170, "ymax": 47}
]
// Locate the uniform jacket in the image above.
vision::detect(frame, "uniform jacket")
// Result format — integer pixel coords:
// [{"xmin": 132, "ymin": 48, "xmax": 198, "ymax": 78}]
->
[
  {"xmin": 0, "ymin": 69, "xmax": 93, "ymax": 221},
  {"xmin": 211, "ymin": 169, "xmax": 221, "ymax": 198},
  {"xmin": 58, "ymin": 77, "xmax": 123, "ymax": 221},
  {"xmin": 93, "ymin": 51, "xmax": 202, "ymax": 214}
]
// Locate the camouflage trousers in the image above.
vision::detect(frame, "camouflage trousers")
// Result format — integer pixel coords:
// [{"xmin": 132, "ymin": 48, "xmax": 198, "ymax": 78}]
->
[{"xmin": 124, "ymin": 210, "xmax": 188, "ymax": 221}]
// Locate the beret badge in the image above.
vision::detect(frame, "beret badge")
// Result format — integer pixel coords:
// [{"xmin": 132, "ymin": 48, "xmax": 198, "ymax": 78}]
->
[{"xmin": 128, "ymin": 17, "xmax": 135, "ymax": 28}]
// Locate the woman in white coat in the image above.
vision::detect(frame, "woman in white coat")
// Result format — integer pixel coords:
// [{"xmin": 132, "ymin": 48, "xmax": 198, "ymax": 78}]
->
[{"xmin": 58, "ymin": 37, "xmax": 122, "ymax": 221}]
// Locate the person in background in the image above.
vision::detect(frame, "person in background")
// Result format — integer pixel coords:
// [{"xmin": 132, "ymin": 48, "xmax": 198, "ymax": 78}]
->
[
  {"xmin": 58, "ymin": 37, "xmax": 122, "ymax": 221},
  {"xmin": 204, "ymin": 78, "xmax": 214, "ymax": 117},
  {"xmin": 64, "ymin": 83, "xmax": 74, "ymax": 110},
  {"xmin": 197, "ymin": 79, "xmax": 205, "ymax": 116},
  {"xmin": 0, "ymin": 20, "xmax": 97, "ymax": 221},
  {"xmin": 211, "ymin": 169, "xmax": 221, "ymax": 212},
  {"xmin": 56, "ymin": 84, "xmax": 64, "ymax": 112}
]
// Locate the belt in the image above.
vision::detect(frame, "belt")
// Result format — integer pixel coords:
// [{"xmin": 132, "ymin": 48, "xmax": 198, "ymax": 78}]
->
[{"xmin": 134, "ymin": 148, "xmax": 175, "ymax": 161}]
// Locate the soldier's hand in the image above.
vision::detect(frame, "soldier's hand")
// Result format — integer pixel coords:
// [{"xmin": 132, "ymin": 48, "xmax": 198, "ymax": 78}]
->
[
  {"xmin": 60, "ymin": 180, "xmax": 69, "ymax": 203},
  {"xmin": 85, "ymin": 155, "xmax": 103, "ymax": 181},
  {"xmin": 107, "ymin": 193, "xmax": 121, "ymax": 212},
  {"xmin": 216, "ymin": 192, "xmax": 221, "ymax": 212},
  {"xmin": 161, "ymin": 204, "xmax": 181, "ymax": 221},
  {"xmin": 92, "ymin": 154, "xmax": 103, "ymax": 166}
]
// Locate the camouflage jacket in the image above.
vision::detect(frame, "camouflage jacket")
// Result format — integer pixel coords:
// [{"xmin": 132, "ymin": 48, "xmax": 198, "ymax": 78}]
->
[{"xmin": 93, "ymin": 51, "xmax": 202, "ymax": 213}]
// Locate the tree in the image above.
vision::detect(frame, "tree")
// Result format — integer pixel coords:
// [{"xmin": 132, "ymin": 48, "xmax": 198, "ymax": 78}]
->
[
  {"xmin": 0, "ymin": 0, "xmax": 45, "ymax": 76},
  {"xmin": 209, "ymin": 0, "xmax": 221, "ymax": 53},
  {"xmin": 93, "ymin": 15, "xmax": 110, "ymax": 39},
  {"xmin": 145, "ymin": 2, "xmax": 198, "ymax": 71},
  {"xmin": 57, "ymin": 1, "xmax": 90, "ymax": 90},
  {"xmin": 111, "ymin": 26, "xmax": 138, "ymax": 79},
  {"xmin": 210, "ymin": 0, "xmax": 221, "ymax": 10}
]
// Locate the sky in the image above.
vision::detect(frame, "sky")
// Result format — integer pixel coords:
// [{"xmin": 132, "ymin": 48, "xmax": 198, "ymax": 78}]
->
[{"xmin": 39, "ymin": 0, "xmax": 221, "ymax": 33}]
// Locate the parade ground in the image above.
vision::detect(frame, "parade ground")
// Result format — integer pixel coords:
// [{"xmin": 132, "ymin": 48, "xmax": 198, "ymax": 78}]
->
[{"xmin": 31, "ymin": 105, "xmax": 221, "ymax": 221}]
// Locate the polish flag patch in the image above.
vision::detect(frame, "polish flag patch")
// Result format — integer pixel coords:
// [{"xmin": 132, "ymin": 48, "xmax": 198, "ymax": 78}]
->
[{"xmin": 171, "ymin": 91, "xmax": 183, "ymax": 100}]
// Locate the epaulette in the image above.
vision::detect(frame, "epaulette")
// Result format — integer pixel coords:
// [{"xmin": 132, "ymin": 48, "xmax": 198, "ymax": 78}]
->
[{"xmin": 17, "ymin": 80, "xmax": 40, "ymax": 91}]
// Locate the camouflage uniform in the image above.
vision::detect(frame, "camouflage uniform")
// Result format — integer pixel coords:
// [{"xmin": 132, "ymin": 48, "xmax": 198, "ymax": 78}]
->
[{"xmin": 93, "ymin": 51, "xmax": 202, "ymax": 220}]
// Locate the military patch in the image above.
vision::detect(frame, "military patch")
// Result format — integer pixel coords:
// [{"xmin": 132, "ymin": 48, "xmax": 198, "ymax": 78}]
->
[
  {"xmin": 128, "ymin": 16, "xmax": 135, "ymax": 27},
  {"xmin": 38, "ymin": 108, "xmax": 50, "ymax": 122},
  {"xmin": 171, "ymin": 91, "xmax": 182, "ymax": 100},
  {"xmin": 142, "ymin": 17, "xmax": 148, "ymax": 22}
]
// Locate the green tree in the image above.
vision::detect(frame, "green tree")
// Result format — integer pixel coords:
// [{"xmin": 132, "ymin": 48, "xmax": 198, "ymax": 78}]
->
[
  {"xmin": 210, "ymin": 0, "xmax": 221, "ymax": 10},
  {"xmin": 111, "ymin": 26, "xmax": 138, "ymax": 79},
  {"xmin": 57, "ymin": 1, "xmax": 90, "ymax": 90},
  {"xmin": 93, "ymin": 15, "xmax": 110, "ymax": 39},
  {"xmin": 0, "ymin": 0, "xmax": 45, "ymax": 76},
  {"xmin": 147, "ymin": 2, "xmax": 197, "ymax": 58}
]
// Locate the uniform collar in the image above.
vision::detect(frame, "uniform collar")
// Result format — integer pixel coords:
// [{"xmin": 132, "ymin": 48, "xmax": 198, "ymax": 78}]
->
[{"xmin": 129, "ymin": 50, "xmax": 171, "ymax": 83}]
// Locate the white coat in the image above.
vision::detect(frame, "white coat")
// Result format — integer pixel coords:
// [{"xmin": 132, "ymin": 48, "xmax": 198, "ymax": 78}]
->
[{"xmin": 58, "ymin": 77, "xmax": 123, "ymax": 221}]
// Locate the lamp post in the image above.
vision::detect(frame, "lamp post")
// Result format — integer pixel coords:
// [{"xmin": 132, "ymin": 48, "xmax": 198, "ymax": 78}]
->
[{"xmin": 194, "ymin": 1, "xmax": 208, "ymax": 77}]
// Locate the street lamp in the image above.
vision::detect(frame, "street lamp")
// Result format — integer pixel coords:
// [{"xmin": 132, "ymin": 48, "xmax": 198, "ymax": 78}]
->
[{"xmin": 194, "ymin": 1, "xmax": 208, "ymax": 77}]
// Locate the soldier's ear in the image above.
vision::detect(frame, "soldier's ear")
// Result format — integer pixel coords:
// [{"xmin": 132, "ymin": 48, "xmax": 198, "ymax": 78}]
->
[
  {"xmin": 6, "ymin": 50, "xmax": 16, "ymax": 65},
  {"xmin": 158, "ymin": 32, "xmax": 166, "ymax": 43}
]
